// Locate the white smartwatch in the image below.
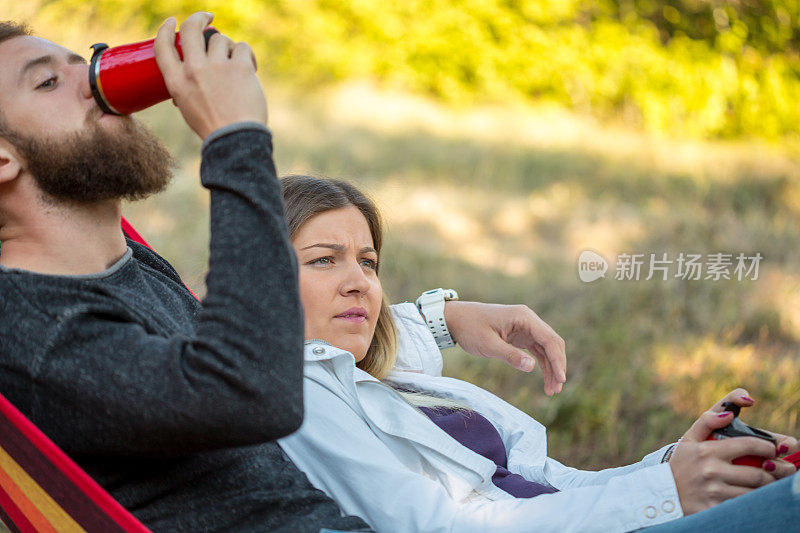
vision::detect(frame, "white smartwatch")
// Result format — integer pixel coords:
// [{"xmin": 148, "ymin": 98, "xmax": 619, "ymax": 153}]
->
[{"xmin": 415, "ymin": 288, "xmax": 459, "ymax": 349}]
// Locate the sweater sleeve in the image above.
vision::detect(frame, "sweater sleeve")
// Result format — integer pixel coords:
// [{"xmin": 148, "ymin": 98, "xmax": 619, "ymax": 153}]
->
[{"xmin": 26, "ymin": 125, "xmax": 305, "ymax": 457}]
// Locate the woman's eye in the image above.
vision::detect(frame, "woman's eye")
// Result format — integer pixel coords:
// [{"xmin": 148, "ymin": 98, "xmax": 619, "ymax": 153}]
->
[
  {"xmin": 310, "ymin": 257, "xmax": 332, "ymax": 266},
  {"xmin": 360, "ymin": 259, "xmax": 378, "ymax": 270},
  {"xmin": 36, "ymin": 76, "xmax": 57, "ymax": 90}
]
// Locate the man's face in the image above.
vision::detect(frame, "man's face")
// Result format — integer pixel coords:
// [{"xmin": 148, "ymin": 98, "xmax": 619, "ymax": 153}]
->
[
  {"xmin": 0, "ymin": 35, "xmax": 107, "ymax": 138},
  {"xmin": 0, "ymin": 35, "xmax": 173, "ymax": 204}
]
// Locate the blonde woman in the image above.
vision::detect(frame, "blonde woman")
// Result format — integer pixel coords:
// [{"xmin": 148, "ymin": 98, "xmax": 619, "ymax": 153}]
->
[{"xmin": 277, "ymin": 175, "xmax": 798, "ymax": 533}]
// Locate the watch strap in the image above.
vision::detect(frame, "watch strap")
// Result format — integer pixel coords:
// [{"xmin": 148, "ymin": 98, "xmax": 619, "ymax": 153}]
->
[{"xmin": 415, "ymin": 288, "xmax": 459, "ymax": 349}]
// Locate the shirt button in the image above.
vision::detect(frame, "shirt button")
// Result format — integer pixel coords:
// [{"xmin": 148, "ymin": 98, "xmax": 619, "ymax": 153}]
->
[
  {"xmin": 662, "ymin": 500, "xmax": 675, "ymax": 513},
  {"xmin": 644, "ymin": 506, "xmax": 657, "ymax": 519},
  {"xmin": 312, "ymin": 347, "xmax": 325, "ymax": 355}
]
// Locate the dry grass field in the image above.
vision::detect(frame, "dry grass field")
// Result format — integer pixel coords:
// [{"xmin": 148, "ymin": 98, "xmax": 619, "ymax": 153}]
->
[{"xmin": 119, "ymin": 82, "xmax": 800, "ymax": 468}]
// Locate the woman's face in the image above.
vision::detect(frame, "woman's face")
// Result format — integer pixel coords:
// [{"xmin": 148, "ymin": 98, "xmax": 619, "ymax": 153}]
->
[{"xmin": 292, "ymin": 205, "xmax": 382, "ymax": 362}]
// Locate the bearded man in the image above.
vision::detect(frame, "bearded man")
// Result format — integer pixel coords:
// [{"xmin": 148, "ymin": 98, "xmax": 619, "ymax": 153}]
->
[
  {"xmin": 0, "ymin": 12, "xmax": 376, "ymax": 532},
  {"xmin": 0, "ymin": 11, "xmax": 566, "ymax": 533}
]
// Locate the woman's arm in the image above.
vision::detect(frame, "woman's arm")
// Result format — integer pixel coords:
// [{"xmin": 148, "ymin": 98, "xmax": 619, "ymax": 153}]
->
[
  {"xmin": 279, "ymin": 376, "xmax": 683, "ymax": 533},
  {"xmin": 539, "ymin": 446, "xmax": 675, "ymax": 490},
  {"xmin": 390, "ymin": 300, "xmax": 567, "ymax": 396},
  {"xmin": 443, "ymin": 301, "xmax": 566, "ymax": 395},
  {"xmin": 390, "ymin": 302, "xmax": 444, "ymax": 375}
]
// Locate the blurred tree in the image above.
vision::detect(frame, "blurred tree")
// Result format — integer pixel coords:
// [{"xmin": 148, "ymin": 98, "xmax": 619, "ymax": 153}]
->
[
  {"xmin": 21, "ymin": 0, "xmax": 800, "ymax": 141},
  {"xmin": 594, "ymin": 0, "xmax": 800, "ymax": 55}
]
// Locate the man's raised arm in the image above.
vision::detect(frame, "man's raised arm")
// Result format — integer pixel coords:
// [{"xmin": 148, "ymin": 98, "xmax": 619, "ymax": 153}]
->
[{"xmin": 18, "ymin": 13, "xmax": 303, "ymax": 456}]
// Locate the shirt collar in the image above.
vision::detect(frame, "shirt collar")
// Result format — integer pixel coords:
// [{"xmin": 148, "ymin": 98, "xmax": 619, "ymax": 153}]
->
[
  {"xmin": 303, "ymin": 339, "xmax": 346, "ymax": 362},
  {"xmin": 303, "ymin": 340, "xmax": 380, "ymax": 383}
]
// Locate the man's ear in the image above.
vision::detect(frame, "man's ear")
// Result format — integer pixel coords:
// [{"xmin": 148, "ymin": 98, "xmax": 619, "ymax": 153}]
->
[{"xmin": 0, "ymin": 137, "xmax": 22, "ymax": 185}]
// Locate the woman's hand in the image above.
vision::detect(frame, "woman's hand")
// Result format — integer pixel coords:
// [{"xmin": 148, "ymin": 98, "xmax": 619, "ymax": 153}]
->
[
  {"xmin": 704, "ymin": 389, "xmax": 798, "ymax": 480},
  {"xmin": 153, "ymin": 12, "xmax": 267, "ymax": 140},
  {"xmin": 442, "ymin": 301, "xmax": 566, "ymax": 396},
  {"xmin": 669, "ymin": 388, "xmax": 797, "ymax": 515}
]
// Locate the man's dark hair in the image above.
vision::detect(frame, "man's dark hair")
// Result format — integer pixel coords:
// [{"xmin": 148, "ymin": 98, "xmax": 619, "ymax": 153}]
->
[
  {"xmin": 0, "ymin": 21, "xmax": 32, "ymax": 134},
  {"xmin": 0, "ymin": 20, "xmax": 30, "ymax": 44}
]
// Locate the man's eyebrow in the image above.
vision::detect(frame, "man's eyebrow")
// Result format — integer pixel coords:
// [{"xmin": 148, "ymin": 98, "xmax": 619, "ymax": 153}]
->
[
  {"xmin": 19, "ymin": 53, "xmax": 87, "ymax": 84},
  {"xmin": 299, "ymin": 243, "xmax": 377, "ymax": 254},
  {"xmin": 67, "ymin": 53, "xmax": 87, "ymax": 65}
]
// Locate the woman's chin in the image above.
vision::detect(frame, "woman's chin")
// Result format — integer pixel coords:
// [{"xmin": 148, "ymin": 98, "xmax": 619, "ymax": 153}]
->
[
  {"xmin": 336, "ymin": 338, "xmax": 370, "ymax": 363},
  {"xmin": 347, "ymin": 345, "xmax": 370, "ymax": 363}
]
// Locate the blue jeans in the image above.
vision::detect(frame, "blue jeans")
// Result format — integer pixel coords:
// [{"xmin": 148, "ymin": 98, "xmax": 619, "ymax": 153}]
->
[{"xmin": 641, "ymin": 470, "xmax": 800, "ymax": 531}]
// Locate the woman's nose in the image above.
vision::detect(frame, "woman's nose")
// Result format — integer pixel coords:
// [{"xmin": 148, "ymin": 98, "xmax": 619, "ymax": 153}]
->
[{"xmin": 340, "ymin": 262, "xmax": 371, "ymax": 295}]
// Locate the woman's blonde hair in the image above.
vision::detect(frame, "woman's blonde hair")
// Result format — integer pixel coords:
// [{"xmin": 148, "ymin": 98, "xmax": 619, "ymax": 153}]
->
[{"xmin": 280, "ymin": 175, "xmax": 398, "ymax": 379}]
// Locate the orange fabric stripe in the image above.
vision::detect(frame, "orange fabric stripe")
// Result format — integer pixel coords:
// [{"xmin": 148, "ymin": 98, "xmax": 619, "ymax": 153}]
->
[
  {"xmin": 0, "ymin": 457, "xmax": 55, "ymax": 532},
  {"xmin": 0, "ymin": 444, "xmax": 85, "ymax": 532},
  {"xmin": 0, "ymin": 481, "xmax": 38, "ymax": 533}
]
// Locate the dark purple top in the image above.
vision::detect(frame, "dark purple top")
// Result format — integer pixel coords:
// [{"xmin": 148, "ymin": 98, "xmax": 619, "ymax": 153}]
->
[{"xmin": 419, "ymin": 407, "xmax": 558, "ymax": 498}]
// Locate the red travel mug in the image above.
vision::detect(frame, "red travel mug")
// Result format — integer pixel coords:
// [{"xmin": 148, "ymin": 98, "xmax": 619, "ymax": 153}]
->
[
  {"xmin": 706, "ymin": 402, "xmax": 776, "ymax": 468},
  {"xmin": 89, "ymin": 27, "xmax": 218, "ymax": 115},
  {"xmin": 706, "ymin": 433, "xmax": 768, "ymax": 468}
]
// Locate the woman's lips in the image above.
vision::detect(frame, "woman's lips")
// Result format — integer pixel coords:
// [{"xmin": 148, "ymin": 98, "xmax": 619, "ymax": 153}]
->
[
  {"xmin": 336, "ymin": 315, "xmax": 366, "ymax": 323},
  {"xmin": 334, "ymin": 307, "xmax": 367, "ymax": 323}
]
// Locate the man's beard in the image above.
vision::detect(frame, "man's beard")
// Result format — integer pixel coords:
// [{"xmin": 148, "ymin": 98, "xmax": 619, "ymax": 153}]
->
[{"xmin": 7, "ymin": 116, "xmax": 174, "ymax": 204}]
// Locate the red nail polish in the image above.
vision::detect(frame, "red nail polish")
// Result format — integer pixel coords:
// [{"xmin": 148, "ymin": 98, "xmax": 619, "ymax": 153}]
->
[
  {"xmin": 741, "ymin": 395, "xmax": 754, "ymax": 402},
  {"xmin": 779, "ymin": 444, "xmax": 789, "ymax": 454},
  {"xmin": 717, "ymin": 412, "xmax": 732, "ymax": 418},
  {"xmin": 764, "ymin": 461, "xmax": 776, "ymax": 472}
]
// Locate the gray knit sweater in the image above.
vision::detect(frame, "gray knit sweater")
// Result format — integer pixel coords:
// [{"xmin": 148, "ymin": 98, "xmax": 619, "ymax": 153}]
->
[{"xmin": 0, "ymin": 124, "xmax": 369, "ymax": 532}]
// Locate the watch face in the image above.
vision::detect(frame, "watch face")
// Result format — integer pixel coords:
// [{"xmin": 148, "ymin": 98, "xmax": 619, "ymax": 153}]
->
[{"xmin": 443, "ymin": 289, "xmax": 458, "ymax": 301}]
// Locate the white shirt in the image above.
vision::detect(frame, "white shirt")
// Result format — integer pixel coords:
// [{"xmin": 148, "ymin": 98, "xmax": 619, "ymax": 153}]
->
[{"xmin": 279, "ymin": 303, "xmax": 683, "ymax": 532}]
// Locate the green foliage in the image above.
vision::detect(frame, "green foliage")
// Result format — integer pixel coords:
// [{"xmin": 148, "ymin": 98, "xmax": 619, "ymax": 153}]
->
[
  {"xmin": 591, "ymin": 0, "xmax": 800, "ymax": 55},
  {"xmin": 23, "ymin": 0, "xmax": 800, "ymax": 140}
]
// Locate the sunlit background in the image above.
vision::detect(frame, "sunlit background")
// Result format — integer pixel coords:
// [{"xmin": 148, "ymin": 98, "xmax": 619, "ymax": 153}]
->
[{"xmin": 5, "ymin": 0, "xmax": 800, "ymax": 468}]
